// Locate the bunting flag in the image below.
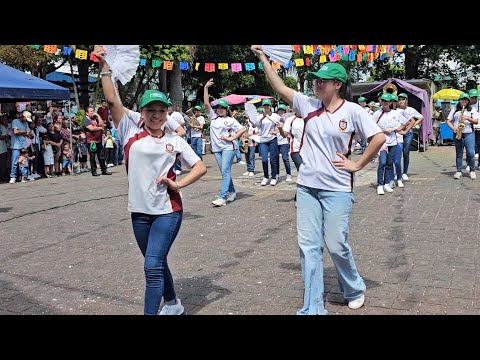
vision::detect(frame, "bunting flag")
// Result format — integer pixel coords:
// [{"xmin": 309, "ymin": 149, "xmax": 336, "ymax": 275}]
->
[{"xmin": 27, "ymin": 44, "xmax": 411, "ymax": 73}]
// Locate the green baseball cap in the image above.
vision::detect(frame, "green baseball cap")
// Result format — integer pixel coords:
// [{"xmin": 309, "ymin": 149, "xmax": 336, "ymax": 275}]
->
[
  {"xmin": 216, "ymin": 99, "xmax": 229, "ymax": 108},
  {"xmin": 468, "ymin": 89, "xmax": 479, "ymax": 98},
  {"xmin": 357, "ymin": 97, "xmax": 366, "ymax": 103},
  {"xmin": 398, "ymin": 93, "xmax": 408, "ymax": 99},
  {"xmin": 391, "ymin": 94, "xmax": 398, "ymax": 101},
  {"xmin": 194, "ymin": 105, "xmax": 203, "ymax": 111},
  {"xmin": 262, "ymin": 99, "xmax": 272, "ymax": 106},
  {"xmin": 257, "ymin": 107, "xmax": 264, "ymax": 113},
  {"xmin": 379, "ymin": 93, "xmax": 392, "ymax": 101},
  {"xmin": 377, "ymin": 92, "xmax": 383, "ymax": 98},
  {"xmin": 459, "ymin": 93, "xmax": 470, "ymax": 100},
  {"xmin": 139, "ymin": 90, "xmax": 170, "ymax": 108},
  {"xmin": 306, "ymin": 63, "xmax": 347, "ymax": 83},
  {"xmin": 277, "ymin": 104, "xmax": 287, "ymax": 111}
]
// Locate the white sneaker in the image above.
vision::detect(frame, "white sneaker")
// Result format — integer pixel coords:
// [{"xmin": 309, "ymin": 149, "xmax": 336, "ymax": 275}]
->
[
  {"xmin": 470, "ymin": 172, "xmax": 476, "ymax": 180},
  {"xmin": 475, "ymin": 153, "xmax": 479, "ymax": 159},
  {"xmin": 389, "ymin": 180, "xmax": 395, "ymax": 188},
  {"xmin": 261, "ymin": 177, "xmax": 269, "ymax": 186},
  {"xmin": 270, "ymin": 178, "xmax": 277, "ymax": 186},
  {"xmin": 27, "ymin": 175, "xmax": 35, "ymax": 181},
  {"xmin": 226, "ymin": 192, "xmax": 236, "ymax": 202},
  {"xmin": 348, "ymin": 295, "xmax": 365, "ymax": 310},
  {"xmin": 32, "ymin": 172, "xmax": 41, "ymax": 179},
  {"xmin": 248, "ymin": 172, "xmax": 254, "ymax": 177},
  {"xmin": 377, "ymin": 185, "xmax": 384, "ymax": 195},
  {"xmin": 454, "ymin": 171, "xmax": 462, "ymax": 179},
  {"xmin": 242, "ymin": 171, "xmax": 250, "ymax": 176},
  {"xmin": 159, "ymin": 298, "xmax": 184, "ymax": 315},
  {"xmin": 402, "ymin": 174, "xmax": 409, "ymax": 181},
  {"xmin": 9, "ymin": 177, "xmax": 16, "ymax": 184},
  {"xmin": 466, "ymin": 165, "xmax": 471, "ymax": 172},
  {"xmin": 212, "ymin": 198, "xmax": 227, "ymax": 207},
  {"xmin": 237, "ymin": 161, "xmax": 246, "ymax": 165},
  {"xmin": 384, "ymin": 184, "xmax": 394, "ymax": 193},
  {"xmin": 397, "ymin": 180, "xmax": 404, "ymax": 188},
  {"xmin": 174, "ymin": 170, "xmax": 182, "ymax": 175},
  {"xmin": 107, "ymin": 163, "xmax": 114, "ymax": 168},
  {"xmin": 286, "ymin": 175, "xmax": 292, "ymax": 182}
]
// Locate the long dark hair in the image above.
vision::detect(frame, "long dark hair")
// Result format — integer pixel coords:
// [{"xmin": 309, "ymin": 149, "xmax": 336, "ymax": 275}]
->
[
  {"xmin": 455, "ymin": 101, "xmax": 472, "ymax": 112},
  {"xmin": 339, "ymin": 80, "xmax": 352, "ymax": 102}
]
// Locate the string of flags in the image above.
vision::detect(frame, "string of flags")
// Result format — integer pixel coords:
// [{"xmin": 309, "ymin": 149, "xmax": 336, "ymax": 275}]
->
[{"xmin": 29, "ymin": 45, "xmax": 410, "ymax": 73}]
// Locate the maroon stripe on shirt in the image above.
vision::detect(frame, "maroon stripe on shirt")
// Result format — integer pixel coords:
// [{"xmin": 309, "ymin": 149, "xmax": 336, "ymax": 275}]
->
[
  {"xmin": 123, "ymin": 130, "xmax": 149, "ymax": 174},
  {"xmin": 167, "ymin": 164, "xmax": 183, "ymax": 211}
]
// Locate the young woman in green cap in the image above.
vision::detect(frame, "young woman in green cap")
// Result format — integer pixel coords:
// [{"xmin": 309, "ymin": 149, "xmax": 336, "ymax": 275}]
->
[
  {"xmin": 93, "ymin": 45, "xmax": 207, "ymax": 315},
  {"xmin": 251, "ymin": 45, "xmax": 386, "ymax": 315},
  {"xmin": 203, "ymin": 78, "xmax": 246, "ymax": 206}
]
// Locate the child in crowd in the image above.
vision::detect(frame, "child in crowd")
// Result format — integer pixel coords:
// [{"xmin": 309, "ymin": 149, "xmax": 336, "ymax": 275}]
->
[
  {"xmin": 42, "ymin": 134, "xmax": 54, "ymax": 177},
  {"xmin": 77, "ymin": 134, "xmax": 89, "ymax": 172},
  {"xmin": 104, "ymin": 129, "xmax": 115, "ymax": 167},
  {"xmin": 62, "ymin": 143, "xmax": 73, "ymax": 175},
  {"xmin": 18, "ymin": 148, "xmax": 35, "ymax": 183}
]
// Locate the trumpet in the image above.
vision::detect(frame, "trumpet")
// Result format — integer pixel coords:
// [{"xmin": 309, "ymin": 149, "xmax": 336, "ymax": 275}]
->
[{"xmin": 456, "ymin": 106, "xmax": 466, "ymax": 140}]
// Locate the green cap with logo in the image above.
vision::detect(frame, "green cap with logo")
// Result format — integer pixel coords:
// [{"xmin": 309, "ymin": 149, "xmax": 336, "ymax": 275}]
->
[
  {"xmin": 277, "ymin": 104, "xmax": 287, "ymax": 111},
  {"xmin": 468, "ymin": 89, "xmax": 479, "ymax": 98},
  {"xmin": 139, "ymin": 90, "xmax": 170, "ymax": 108},
  {"xmin": 391, "ymin": 94, "xmax": 398, "ymax": 101},
  {"xmin": 459, "ymin": 93, "xmax": 470, "ymax": 100},
  {"xmin": 398, "ymin": 93, "xmax": 408, "ymax": 99},
  {"xmin": 357, "ymin": 97, "xmax": 366, "ymax": 103},
  {"xmin": 194, "ymin": 105, "xmax": 203, "ymax": 111},
  {"xmin": 262, "ymin": 99, "xmax": 272, "ymax": 106},
  {"xmin": 306, "ymin": 63, "xmax": 347, "ymax": 83},
  {"xmin": 257, "ymin": 107, "xmax": 264, "ymax": 113},
  {"xmin": 379, "ymin": 93, "xmax": 393, "ymax": 101},
  {"xmin": 216, "ymin": 99, "xmax": 229, "ymax": 108}
]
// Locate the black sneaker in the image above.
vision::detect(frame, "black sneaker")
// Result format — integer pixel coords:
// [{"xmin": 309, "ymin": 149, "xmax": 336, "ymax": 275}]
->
[
  {"xmin": 92, "ymin": 172, "xmax": 100, "ymax": 176},
  {"xmin": 101, "ymin": 171, "xmax": 112, "ymax": 175}
]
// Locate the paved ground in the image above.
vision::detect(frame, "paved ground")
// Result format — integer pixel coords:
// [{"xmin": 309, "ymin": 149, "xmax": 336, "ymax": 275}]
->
[{"xmin": 1, "ymin": 144, "xmax": 480, "ymax": 315}]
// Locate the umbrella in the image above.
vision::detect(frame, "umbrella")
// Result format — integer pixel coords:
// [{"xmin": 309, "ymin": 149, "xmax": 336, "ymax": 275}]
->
[
  {"xmin": 246, "ymin": 95, "xmax": 275, "ymax": 104},
  {"xmin": 211, "ymin": 94, "xmax": 247, "ymax": 106},
  {"xmin": 432, "ymin": 88, "xmax": 463, "ymax": 100}
]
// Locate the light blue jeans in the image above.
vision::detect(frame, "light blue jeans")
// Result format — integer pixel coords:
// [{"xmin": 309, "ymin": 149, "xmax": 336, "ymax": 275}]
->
[
  {"xmin": 402, "ymin": 131, "xmax": 413, "ymax": 175},
  {"xmin": 213, "ymin": 150, "xmax": 236, "ymax": 199},
  {"xmin": 10, "ymin": 149, "xmax": 21, "ymax": 179},
  {"xmin": 190, "ymin": 137, "xmax": 203, "ymax": 160},
  {"xmin": 296, "ymin": 185, "xmax": 365, "ymax": 315},
  {"xmin": 454, "ymin": 132, "xmax": 475, "ymax": 171},
  {"xmin": 388, "ymin": 143, "xmax": 403, "ymax": 182}
]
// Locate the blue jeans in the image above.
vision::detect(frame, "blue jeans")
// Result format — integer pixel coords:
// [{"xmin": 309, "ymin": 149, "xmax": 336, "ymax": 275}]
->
[
  {"xmin": 455, "ymin": 132, "xmax": 475, "ymax": 171},
  {"xmin": 402, "ymin": 131, "xmax": 413, "ymax": 175},
  {"xmin": 291, "ymin": 152, "xmax": 303, "ymax": 171},
  {"xmin": 388, "ymin": 143, "xmax": 403, "ymax": 182},
  {"xmin": 360, "ymin": 138, "xmax": 367, "ymax": 154},
  {"xmin": 131, "ymin": 211, "xmax": 183, "ymax": 315},
  {"xmin": 213, "ymin": 150, "xmax": 236, "ymax": 199},
  {"xmin": 174, "ymin": 158, "xmax": 181, "ymax": 172},
  {"xmin": 277, "ymin": 144, "xmax": 291, "ymax": 176},
  {"xmin": 258, "ymin": 138, "xmax": 279, "ymax": 179},
  {"xmin": 246, "ymin": 145, "xmax": 256, "ymax": 172},
  {"xmin": 116, "ymin": 143, "xmax": 124, "ymax": 165},
  {"xmin": 10, "ymin": 149, "xmax": 21, "ymax": 179},
  {"xmin": 19, "ymin": 166, "xmax": 28, "ymax": 177},
  {"xmin": 296, "ymin": 185, "xmax": 365, "ymax": 315},
  {"xmin": 190, "ymin": 137, "xmax": 203, "ymax": 160},
  {"xmin": 377, "ymin": 145, "xmax": 397, "ymax": 186}
]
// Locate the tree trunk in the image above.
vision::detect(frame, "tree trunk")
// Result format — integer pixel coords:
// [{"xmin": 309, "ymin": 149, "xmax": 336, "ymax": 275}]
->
[
  {"xmin": 159, "ymin": 69, "xmax": 167, "ymax": 94},
  {"xmin": 404, "ymin": 47, "xmax": 420, "ymax": 80},
  {"xmin": 77, "ymin": 61, "xmax": 90, "ymax": 108},
  {"xmin": 169, "ymin": 66, "xmax": 183, "ymax": 107}
]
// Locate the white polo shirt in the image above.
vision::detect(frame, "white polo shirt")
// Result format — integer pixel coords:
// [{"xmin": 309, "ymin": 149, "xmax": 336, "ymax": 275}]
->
[
  {"xmin": 190, "ymin": 116, "xmax": 205, "ymax": 138},
  {"xmin": 293, "ymin": 91, "xmax": 382, "ymax": 192},
  {"xmin": 116, "ymin": 109, "xmax": 200, "ymax": 215},
  {"xmin": 208, "ymin": 109, "xmax": 244, "ymax": 152},
  {"xmin": 401, "ymin": 106, "xmax": 422, "ymax": 133},
  {"xmin": 283, "ymin": 115, "xmax": 304, "ymax": 153},
  {"xmin": 249, "ymin": 112, "xmax": 281, "ymax": 143},
  {"xmin": 447, "ymin": 107, "xmax": 479, "ymax": 134}
]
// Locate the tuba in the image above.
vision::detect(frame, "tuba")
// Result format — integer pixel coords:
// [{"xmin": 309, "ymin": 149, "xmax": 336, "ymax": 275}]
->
[
  {"xmin": 188, "ymin": 115, "xmax": 200, "ymax": 129},
  {"xmin": 383, "ymin": 83, "xmax": 398, "ymax": 95},
  {"xmin": 456, "ymin": 106, "xmax": 466, "ymax": 140}
]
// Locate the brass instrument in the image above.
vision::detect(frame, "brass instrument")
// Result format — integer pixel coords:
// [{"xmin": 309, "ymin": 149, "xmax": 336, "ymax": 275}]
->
[
  {"xmin": 456, "ymin": 106, "xmax": 466, "ymax": 140},
  {"xmin": 188, "ymin": 115, "xmax": 201, "ymax": 129},
  {"xmin": 383, "ymin": 83, "xmax": 398, "ymax": 95}
]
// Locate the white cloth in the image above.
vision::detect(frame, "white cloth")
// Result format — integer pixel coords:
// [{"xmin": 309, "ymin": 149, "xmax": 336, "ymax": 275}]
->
[
  {"xmin": 190, "ymin": 116, "xmax": 205, "ymax": 138},
  {"xmin": 292, "ymin": 91, "xmax": 382, "ymax": 192},
  {"xmin": 117, "ymin": 110, "xmax": 201, "ymax": 215}
]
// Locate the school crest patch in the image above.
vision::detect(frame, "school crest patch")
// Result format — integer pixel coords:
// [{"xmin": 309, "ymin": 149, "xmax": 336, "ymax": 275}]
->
[
  {"xmin": 338, "ymin": 119, "xmax": 348, "ymax": 132},
  {"xmin": 165, "ymin": 143, "xmax": 174, "ymax": 154}
]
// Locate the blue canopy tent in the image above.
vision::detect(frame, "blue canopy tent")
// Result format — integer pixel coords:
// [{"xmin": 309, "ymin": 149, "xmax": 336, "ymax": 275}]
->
[
  {"xmin": 46, "ymin": 71, "xmax": 96, "ymax": 84},
  {"xmin": 0, "ymin": 63, "xmax": 69, "ymax": 101}
]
